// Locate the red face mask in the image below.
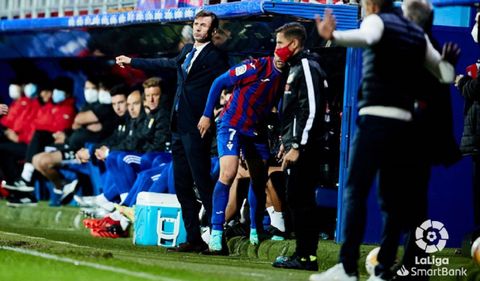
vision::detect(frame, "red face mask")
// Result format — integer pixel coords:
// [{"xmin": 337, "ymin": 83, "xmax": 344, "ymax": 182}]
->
[{"xmin": 275, "ymin": 41, "xmax": 294, "ymax": 63}]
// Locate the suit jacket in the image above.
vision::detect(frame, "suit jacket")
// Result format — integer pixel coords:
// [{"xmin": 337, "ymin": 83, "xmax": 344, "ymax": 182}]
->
[{"xmin": 131, "ymin": 43, "xmax": 229, "ymax": 134}]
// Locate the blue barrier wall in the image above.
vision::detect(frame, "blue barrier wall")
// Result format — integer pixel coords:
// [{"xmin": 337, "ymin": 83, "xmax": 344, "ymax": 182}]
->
[{"xmin": 433, "ymin": 6, "xmax": 473, "ymax": 27}]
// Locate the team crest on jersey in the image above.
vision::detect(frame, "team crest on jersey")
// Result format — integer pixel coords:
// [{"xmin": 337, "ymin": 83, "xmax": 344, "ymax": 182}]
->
[
  {"xmin": 235, "ymin": 65, "xmax": 247, "ymax": 76},
  {"xmin": 227, "ymin": 141, "xmax": 234, "ymax": 151}
]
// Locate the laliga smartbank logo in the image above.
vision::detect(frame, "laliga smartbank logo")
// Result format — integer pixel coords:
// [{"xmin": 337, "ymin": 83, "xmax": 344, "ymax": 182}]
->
[
  {"xmin": 415, "ymin": 219, "xmax": 449, "ymax": 253},
  {"xmin": 395, "ymin": 220, "xmax": 467, "ymax": 278}
]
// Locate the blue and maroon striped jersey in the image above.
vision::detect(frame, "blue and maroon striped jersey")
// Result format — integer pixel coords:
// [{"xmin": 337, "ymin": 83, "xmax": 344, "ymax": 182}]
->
[{"xmin": 203, "ymin": 57, "xmax": 286, "ymax": 136}]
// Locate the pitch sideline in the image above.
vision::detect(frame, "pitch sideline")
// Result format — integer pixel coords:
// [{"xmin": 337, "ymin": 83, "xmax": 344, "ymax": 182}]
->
[{"xmin": 0, "ymin": 245, "xmax": 180, "ymax": 281}]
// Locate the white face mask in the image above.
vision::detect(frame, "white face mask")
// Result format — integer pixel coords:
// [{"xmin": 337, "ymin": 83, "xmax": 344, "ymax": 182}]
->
[
  {"xmin": 472, "ymin": 13, "xmax": 480, "ymax": 43},
  {"xmin": 472, "ymin": 23, "xmax": 479, "ymax": 43},
  {"xmin": 52, "ymin": 89, "xmax": 66, "ymax": 104},
  {"xmin": 84, "ymin": 88, "xmax": 99, "ymax": 104},
  {"xmin": 8, "ymin": 84, "xmax": 21, "ymax": 100},
  {"xmin": 24, "ymin": 83, "xmax": 37, "ymax": 98},
  {"xmin": 98, "ymin": 89, "xmax": 111, "ymax": 104}
]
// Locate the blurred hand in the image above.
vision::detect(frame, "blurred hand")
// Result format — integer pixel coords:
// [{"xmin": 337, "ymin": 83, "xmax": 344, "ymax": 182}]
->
[
  {"xmin": 315, "ymin": 9, "xmax": 336, "ymax": 40},
  {"xmin": 86, "ymin": 123, "xmax": 102, "ymax": 132},
  {"xmin": 239, "ymin": 154, "xmax": 248, "ymax": 170},
  {"xmin": 72, "ymin": 122, "xmax": 81, "ymax": 130},
  {"xmin": 276, "ymin": 143, "xmax": 285, "ymax": 162},
  {"xmin": 4, "ymin": 129, "xmax": 18, "ymax": 143},
  {"xmin": 115, "ymin": 55, "xmax": 132, "ymax": 68},
  {"xmin": 442, "ymin": 42, "xmax": 461, "ymax": 66},
  {"xmin": 281, "ymin": 148, "xmax": 300, "ymax": 171},
  {"xmin": 455, "ymin": 74, "xmax": 464, "ymax": 88},
  {"xmin": 95, "ymin": 146, "xmax": 109, "ymax": 161},
  {"xmin": 0, "ymin": 104, "xmax": 8, "ymax": 115},
  {"xmin": 197, "ymin": 116, "xmax": 211, "ymax": 138},
  {"xmin": 76, "ymin": 148, "xmax": 91, "ymax": 163},
  {"xmin": 52, "ymin": 131, "xmax": 66, "ymax": 144}
]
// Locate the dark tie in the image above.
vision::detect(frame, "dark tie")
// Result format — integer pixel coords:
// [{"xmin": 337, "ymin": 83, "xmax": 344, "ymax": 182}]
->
[
  {"xmin": 182, "ymin": 47, "xmax": 197, "ymax": 74},
  {"xmin": 175, "ymin": 47, "xmax": 197, "ymax": 112}
]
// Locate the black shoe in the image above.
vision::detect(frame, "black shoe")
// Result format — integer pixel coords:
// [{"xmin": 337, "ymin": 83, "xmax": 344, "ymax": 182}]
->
[
  {"xmin": 225, "ymin": 221, "xmax": 248, "ymax": 239},
  {"xmin": 201, "ymin": 247, "xmax": 229, "ymax": 256},
  {"xmin": 6, "ymin": 192, "xmax": 38, "ymax": 207},
  {"xmin": 3, "ymin": 179, "xmax": 34, "ymax": 192},
  {"xmin": 167, "ymin": 241, "xmax": 208, "ymax": 253},
  {"xmin": 272, "ymin": 254, "xmax": 319, "ymax": 271},
  {"xmin": 266, "ymin": 225, "xmax": 288, "ymax": 240}
]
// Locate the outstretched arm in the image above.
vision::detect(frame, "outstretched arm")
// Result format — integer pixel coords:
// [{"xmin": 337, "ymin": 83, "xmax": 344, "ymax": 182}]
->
[{"xmin": 316, "ymin": 10, "xmax": 384, "ymax": 47}]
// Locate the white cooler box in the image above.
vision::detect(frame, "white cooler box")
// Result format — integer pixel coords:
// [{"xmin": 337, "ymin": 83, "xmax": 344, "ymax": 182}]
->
[{"xmin": 133, "ymin": 192, "xmax": 187, "ymax": 247}]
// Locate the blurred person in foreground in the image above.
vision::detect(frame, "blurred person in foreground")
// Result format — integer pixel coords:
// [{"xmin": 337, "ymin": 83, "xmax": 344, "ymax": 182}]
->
[{"xmin": 310, "ymin": 0, "xmax": 459, "ymax": 280}]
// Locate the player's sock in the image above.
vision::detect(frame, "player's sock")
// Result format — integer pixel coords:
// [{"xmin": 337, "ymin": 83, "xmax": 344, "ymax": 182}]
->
[
  {"xmin": 209, "ymin": 229, "xmax": 223, "ymax": 251},
  {"xmin": 250, "ymin": 228, "xmax": 259, "ymax": 245},
  {"xmin": 267, "ymin": 206, "xmax": 286, "ymax": 232},
  {"xmin": 211, "ymin": 181, "xmax": 230, "ymax": 231},
  {"xmin": 21, "ymin": 162, "xmax": 35, "ymax": 183},
  {"xmin": 248, "ymin": 182, "xmax": 258, "ymax": 230}
]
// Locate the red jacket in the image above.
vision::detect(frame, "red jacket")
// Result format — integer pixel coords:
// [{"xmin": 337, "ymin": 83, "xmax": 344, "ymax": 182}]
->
[
  {"xmin": 22, "ymin": 97, "xmax": 76, "ymax": 143},
  {"xmin": 0, "ymin": 97, "xmax": 40, "ymax": 131}
]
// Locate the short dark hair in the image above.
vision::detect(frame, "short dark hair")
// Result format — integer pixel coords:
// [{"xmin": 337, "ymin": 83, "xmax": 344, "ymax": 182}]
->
[
  {"xmin": 365, "ymin": 0, "xmax": 394, "ymax": 11},
  {"xmin": 85, "ymin": 75, "xmax": 100, "ymax": 87},
  {"xmin": 38, "ymin": 80, "xmax": 54, "ymax": 92},
  {"xmin": 53, "ymin": 76, "xmax": 73, "ymax": 95},
  {"xmin": 275, "ymin": 22, "xmax": 307, "ymax": 47},
  {"xmin": 195, "ymin": 10, "xmax": 219, "ymax": 34},
  {"xmin": 98, "ymin": 75, "xmax": 123, "ymax": 91},
  {"xmin": 110, "ymin": 84, "xmax": 129, "ymax": 98}
]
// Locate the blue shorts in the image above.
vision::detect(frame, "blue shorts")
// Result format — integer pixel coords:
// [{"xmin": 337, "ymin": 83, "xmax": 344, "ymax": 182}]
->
[{"xmin": 216, "ymin": 124, "xmax": 270, "ymax": 160}]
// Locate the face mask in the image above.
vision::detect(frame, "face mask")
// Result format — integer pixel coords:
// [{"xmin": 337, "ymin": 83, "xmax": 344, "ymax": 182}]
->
[
  {"xmin": 472, "ymin": 23, "xmax": 479, "ymax": 43},
  {"xmin": 472, "ymin": 12, "xmax": 480, "ymax": 43},
  {"xmin": 274, "ymin": 41, "xmax": 294, "ymax": 63},
  {"xmin": 84, "ymin": 88, "xmax": 98, "ymax": 104},
  {"xmin": 24, "ymin": 83, "xmax": 37, "ymax": 98},
  {"xmin": 52, "ymin": 89, "xmax": 66, "ymax": 104},
  {"xmin": 8, "ymin": 84, "xmax": 21, "ymax": 100},
  {"xmin": 98, "ymin": 90, "xmax": 111, "ymax": 104}
]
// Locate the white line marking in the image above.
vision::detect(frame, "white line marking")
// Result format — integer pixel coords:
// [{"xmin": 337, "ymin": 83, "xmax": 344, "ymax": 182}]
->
[
  {"xmin": 0, "ymin": 231, "xmax": 271, "ymax": 280},
  {"xmin": 0, "ymin": 231, "xmax": 91, "ymax": 249},
  {"xmin": 0, "ymin": 246, "xmax": 181, "ymax": 281}
]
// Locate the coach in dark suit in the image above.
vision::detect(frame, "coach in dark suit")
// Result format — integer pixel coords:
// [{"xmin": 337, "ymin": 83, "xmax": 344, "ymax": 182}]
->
[{"xmin": 116, "ymin": 10, "xmax": 229, "ymax": 252}]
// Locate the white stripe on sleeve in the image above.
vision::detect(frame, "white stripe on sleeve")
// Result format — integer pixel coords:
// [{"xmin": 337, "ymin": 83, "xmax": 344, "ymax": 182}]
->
[{"xmin": 300, "ymin": 58, "xmax": 317, "ymax": 145}]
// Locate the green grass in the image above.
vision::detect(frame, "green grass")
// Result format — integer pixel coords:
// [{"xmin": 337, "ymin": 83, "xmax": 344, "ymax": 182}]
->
[{"xmin": 0, "ymin": 201, "xmax": 478, "ymax": 281}]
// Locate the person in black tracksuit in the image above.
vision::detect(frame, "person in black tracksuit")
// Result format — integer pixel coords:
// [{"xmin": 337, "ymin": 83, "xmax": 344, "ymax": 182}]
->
[
  {"xmin": 272, "ymin": 22, "xmax": 328, "ymax": 271},
  {"xmin": 76, "ymin": 90, "xmax": 146, "ymax": 165},
  {"xmin": 102, "ymin": 79, "xmax": 171, "ymax": 203},
  {"xmin": 108, "ymin": 90, "xmax": 170, "ymax": 156}
]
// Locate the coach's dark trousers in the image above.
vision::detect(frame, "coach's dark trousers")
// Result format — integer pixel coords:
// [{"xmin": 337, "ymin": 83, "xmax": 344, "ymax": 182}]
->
[
  {"xmin": 340, "ymin": 115, "xmax": 421, "ymax": 277},
  {"xmin": 172, "ymin": 131, "xmax": 213, "ymax": 244},
  {"xmin": 286, "ymin": 144, "xmax": 321, "ymax": 257}
]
